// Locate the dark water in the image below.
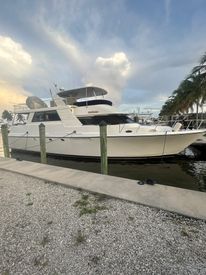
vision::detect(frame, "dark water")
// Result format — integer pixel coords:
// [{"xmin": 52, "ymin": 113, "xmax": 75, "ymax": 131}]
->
[{"xmin": 1, "ymin": 135, "xmax": 206, "ymax": 192}]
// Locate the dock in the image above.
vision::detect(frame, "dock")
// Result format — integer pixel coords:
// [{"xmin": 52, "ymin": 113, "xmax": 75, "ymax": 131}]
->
[
  {"xmin": 0, "ymin": 157, "xmax": 206, "ymax": 220},
  {"xmin": 1, "ymin": 158, "xmax": 206, "ymax": 274}
]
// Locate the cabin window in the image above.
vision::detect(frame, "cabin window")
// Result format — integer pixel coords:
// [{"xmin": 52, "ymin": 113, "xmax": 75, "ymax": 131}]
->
[
  {"xmin": 73, "ymin": 99, "xmax": 112, "ymax": 107},
  {"xmin": 13, "ymin": 113, "xmax": 29, "ymax": 125},
  {"xmin": 32, "ymin": 110, "xmax": 61, "ymax": 122},
  {"xmin": 78, "ymin": 115, "xmax": 134, "ymax": 125}
]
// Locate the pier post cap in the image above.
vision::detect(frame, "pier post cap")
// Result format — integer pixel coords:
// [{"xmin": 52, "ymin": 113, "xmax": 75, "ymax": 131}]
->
[
  {"xmin": 99, "ymin": 121, "xmax": 107, "ymax": 127},
  {"xmin": 1, "ymin": 124, "xmax": 8, "ymax": 129},
  {"xmin": 39, "ymin": 123, "xmax": 45, "ymax": 128}
]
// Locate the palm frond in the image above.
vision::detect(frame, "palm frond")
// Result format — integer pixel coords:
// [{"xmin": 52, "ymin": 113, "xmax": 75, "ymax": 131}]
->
[{"xmin": 200, "ymin": 52, "xmax": 206, "ymax": 65}]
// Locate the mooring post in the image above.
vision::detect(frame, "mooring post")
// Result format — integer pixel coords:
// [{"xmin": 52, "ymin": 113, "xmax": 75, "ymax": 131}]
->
[
  {"xmin": 39, "ymin": 123, "xmax": 47, "ymax": 164},
  {"xmin": 99, "ymin": 121, "xmax": 108, "ymax": 175},
  {"xmin": 1, "ymin": 124, "xmax": 10, "ymax": 158}
]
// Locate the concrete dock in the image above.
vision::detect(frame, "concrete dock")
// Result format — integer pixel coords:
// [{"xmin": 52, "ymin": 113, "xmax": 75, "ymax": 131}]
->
[{"xmin": 0, "ymin": 157, "xmax": 206, "ymax": 220}]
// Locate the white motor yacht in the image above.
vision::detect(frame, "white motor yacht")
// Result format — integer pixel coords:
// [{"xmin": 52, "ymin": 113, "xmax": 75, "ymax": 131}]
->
[{"xmin": 8, "ymin": 87, "xmax": 206, "ymax": 159}]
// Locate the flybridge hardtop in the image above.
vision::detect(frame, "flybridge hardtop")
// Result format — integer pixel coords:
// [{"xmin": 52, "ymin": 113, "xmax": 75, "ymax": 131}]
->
[
  {"xmin": 8, "ymin": 86, "xmax": 206, "ymax": 159},
  {"xmin": 57, "ymin": 86, "xmax": 108, "ymax": 103}
]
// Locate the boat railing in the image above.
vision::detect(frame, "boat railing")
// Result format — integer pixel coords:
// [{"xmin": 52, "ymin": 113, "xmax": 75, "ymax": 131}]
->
[{"xmin": 156, "ymin": 118, "xmax": 206, "ymax": 129}]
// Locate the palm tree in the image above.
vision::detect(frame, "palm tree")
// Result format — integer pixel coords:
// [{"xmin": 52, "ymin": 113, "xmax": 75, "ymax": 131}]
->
[
  {"xmin": 2, "ymin": 110, "xmax": 13, "ymax": 121},
  {"xmin": 160, "ymin": 51, "xmax": 206, "ymax": 127},
  {"xmin": 188, "ymin": 54, "xmax": 206, "ymax": 127}
]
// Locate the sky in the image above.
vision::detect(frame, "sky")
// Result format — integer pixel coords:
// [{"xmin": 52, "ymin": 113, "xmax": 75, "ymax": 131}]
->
[{"xmin": 0, "ymin": 0, "xmax": 206, "ymax": 115}]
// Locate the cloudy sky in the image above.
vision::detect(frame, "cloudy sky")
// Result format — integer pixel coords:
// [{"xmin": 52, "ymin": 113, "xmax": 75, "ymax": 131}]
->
[{"xmin": 0, "ymin": 0, "xmax": 205, "ymax": 115}]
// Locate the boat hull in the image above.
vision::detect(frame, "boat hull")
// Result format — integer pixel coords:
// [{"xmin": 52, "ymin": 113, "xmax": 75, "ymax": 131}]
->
[{"xmin": 8, "ymin": 131, "xmax": 205, "ymax": 158}]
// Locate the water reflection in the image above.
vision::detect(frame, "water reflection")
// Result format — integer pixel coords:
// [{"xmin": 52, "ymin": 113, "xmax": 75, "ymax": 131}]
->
[
  {"xmin": 10, "ymin": 150, "xmax": 206, "ymax": 192},
  {"xmin": 0, "ymin": 135, "xmax": 206, "ymax": 192}
]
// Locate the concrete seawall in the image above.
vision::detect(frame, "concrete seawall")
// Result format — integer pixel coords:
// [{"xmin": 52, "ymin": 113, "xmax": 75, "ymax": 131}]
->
[{"xmin": 0, "ymin": 157, "xmax": 206, "ymax": 220}]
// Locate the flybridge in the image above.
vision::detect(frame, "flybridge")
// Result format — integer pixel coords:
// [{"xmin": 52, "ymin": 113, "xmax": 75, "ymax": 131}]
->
[
  {"xmin": 57, "ymin": 86, "xmax": 108, "ymax": 105},
  {"xmin": 57, "ymin": 86, "xmax": 108, "ymax": 99},
  {"xmin": 13, "ymin": 86, "xmax": 109, "ymax": 113}
]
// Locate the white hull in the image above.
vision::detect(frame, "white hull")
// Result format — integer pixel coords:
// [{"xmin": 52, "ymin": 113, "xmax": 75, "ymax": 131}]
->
[
  {"xmin": 9, "ymin": 92, "xmax": 206, "ymax": 159},
  {"xmin": 9, "ymin": 131, "xmax": 205, "ymax": 158}
]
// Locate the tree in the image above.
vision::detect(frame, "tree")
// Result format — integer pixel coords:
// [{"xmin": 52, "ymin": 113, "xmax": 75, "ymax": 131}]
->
[
  {"xmin": 160, "ymin": 51, "xmax": 206, "ymax": 121},
  {"xmin": 2, "ymin": 110, "xmax": 13, "ymax": 121}
]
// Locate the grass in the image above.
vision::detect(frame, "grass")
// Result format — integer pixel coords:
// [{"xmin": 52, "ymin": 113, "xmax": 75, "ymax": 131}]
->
[
  {"xmin": 94, "ymin": 193, "xmax": 108, "ymax": 202},
  {"xmin": 79, "ymin": 205, "xmax": 107, "ymax": 216},
  {"xmin": 34, "ymin": 255, "xmax": 48, "ymax": 268},
  {"xmin": 75, "ymin": 230, "xmax": 86, "ymax": 245},
  {"xmin": 181, "ymin": 227, "xmax": 190, "ymax": 237},
  {"xmin": 73, "ymin": 193, "xmax": 107, "ymax": 217},
  {"xmin": 40, "ymin": 235, "xmax": 50, "ymax": 247},
  {"xmin": 90, "ymin": 255, "xmax": 100, "ymax": 265}
]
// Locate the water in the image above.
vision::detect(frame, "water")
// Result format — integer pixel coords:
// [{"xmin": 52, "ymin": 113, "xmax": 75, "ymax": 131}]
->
[{"xmin": 1, "ymin": 136, "xmax": 206, "ymax": 192}]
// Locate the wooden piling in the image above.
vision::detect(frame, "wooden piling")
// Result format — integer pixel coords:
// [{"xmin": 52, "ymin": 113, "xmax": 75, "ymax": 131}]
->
[
  {"xmin": 1, "ymin": 124, "xmax": 10, "ymax": 158},
  {"xmin": 39, "ymin": 123, "xmax": 47, "ymax": 164},
  {"xmin": 99, "ymin": 122, "xmax": 108, "ymax": 174}
]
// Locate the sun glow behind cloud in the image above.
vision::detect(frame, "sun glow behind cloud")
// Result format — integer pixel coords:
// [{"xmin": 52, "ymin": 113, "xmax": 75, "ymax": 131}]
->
[
  {"xmin": 0, "ymin": 81, "xmax": 30, "ymax": 114},
  {"xmin": 0, "ymin": 36, "xmax": 32, "ymax": 113}
]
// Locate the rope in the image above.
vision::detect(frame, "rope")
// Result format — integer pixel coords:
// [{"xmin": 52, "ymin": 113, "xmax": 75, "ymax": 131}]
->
[
  {"xmin": 23, "ymin": 130, "xmax": 76, "ymax": 150},
  {"xmin": 25, "ymin": 133, "xmax": 29, "ymax": 150},
  {"xmin": 9, "ymin": 132, "xmax": 28, "ymax": 146}
]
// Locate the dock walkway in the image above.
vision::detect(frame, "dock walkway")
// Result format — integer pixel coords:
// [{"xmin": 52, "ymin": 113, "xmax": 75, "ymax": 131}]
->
[{"xmin": 0, "ymin": 157, "xmax": 206, "ymax": 220}]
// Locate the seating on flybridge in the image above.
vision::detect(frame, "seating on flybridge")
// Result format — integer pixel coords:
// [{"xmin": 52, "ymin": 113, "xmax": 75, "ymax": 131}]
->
[
  {"xmin": 14, "ymin": 97, "xmax": 48, "ymax": 112},
  {"xmin": 26, "ymin": 96, "xmax": 48, "ymax": 109}
]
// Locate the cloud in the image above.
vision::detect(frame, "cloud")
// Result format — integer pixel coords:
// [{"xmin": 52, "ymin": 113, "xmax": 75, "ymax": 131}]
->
[
  {"xmin": 0, "ymin": 36, "xmax": 32, "ymax": 65},
  {"xmin": 96, "ymin": 52, "xmax": 131, "ymax": 77},
  {"xmin": 32, "ymin": 23, "xmax": 132, "ymax": 104},
  {"xmin": 0, "ymin": 36, "xmax": 32, "ymax": 82},
  {"xmin": 0, "ymin": 81, "xmax": 30, "ymax": 114},
  {"xmin": 41, "ymin": 26, "xmax": 88, "ymax": 72},
  {"xmin": 85, "ymin": 52, "xmax": 132, "ymax": 103},
  {"xmin": 0, "ymin": 36, "xmax": 32, "ymax": 114},
  {"xmin": 1, "ymin": 0, "xmax": 206, "ymax": 114}
]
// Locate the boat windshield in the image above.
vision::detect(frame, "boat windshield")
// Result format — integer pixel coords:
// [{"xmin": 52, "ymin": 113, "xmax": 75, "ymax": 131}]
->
[{"xmin": 78, "ymin": 114, "xmax": 134, "ymax": 125}]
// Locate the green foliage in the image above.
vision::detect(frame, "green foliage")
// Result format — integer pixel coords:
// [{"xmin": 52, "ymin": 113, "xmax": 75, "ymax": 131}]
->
[
  {"xmin": 40, "ymin": 235, "xmax": 50, "ymax": 247},
  {"xmin": 160, "ymin": 51, "xmax": 206, "ymax": 116},
  {"xmin": 73, "ymin": 193, "xmax": 107, "ymax": 216},
  {"xmin": 2, "ymin": 110, "xmax": 13, "ymax": 121},
  {"xmin": 75, "ymin": 230, "xmax": 86, "ymax": 245}
]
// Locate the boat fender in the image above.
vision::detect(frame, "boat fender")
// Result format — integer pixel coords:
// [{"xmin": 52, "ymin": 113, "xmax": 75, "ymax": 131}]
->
[{"xmin": 172, "ymin": 122, "xmax": 182, "ymax": 132}]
